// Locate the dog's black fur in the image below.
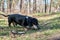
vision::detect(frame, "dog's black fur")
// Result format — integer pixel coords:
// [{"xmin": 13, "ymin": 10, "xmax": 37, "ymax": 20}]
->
[{"xmin": 0, "ymin": 14, "xmax": 40, "ymax": 29}]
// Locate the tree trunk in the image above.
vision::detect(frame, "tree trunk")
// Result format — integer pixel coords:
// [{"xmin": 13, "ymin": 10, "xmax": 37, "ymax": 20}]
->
[
  {"xmin": 20, "ymin": 0, "xmax": 22, "ymax": 12},
  {"xmin": 2, "ymin": 0, "xmax": 4, "ymax": 12},
  {"xmin": 29, "ymin": 0, "xmax": 31, "ymax": 14},
  {"xmin": 9, "ymin": 0, "xmax": 12, "ymax": 13},
  {"xmin": 45, "ymin": 0, "xmax": 47, "ymax": 13},
  {"xmin": 33, "ymin": 0, "xmax": 36, "ymax": 13},
  {"xmin": 0, "ymin": 0, "xmax": 2, "ymax": 11},
  {"xmin": 11, "ymin": 0, "xmax": 15, "ymax": 13},
  {"xmin": 7, "ymin": 0, "xmax": 10, "ymax": 13},
  {"xmin": 49, "ymin": 0, "xmax": 52, "ymax": 13}
]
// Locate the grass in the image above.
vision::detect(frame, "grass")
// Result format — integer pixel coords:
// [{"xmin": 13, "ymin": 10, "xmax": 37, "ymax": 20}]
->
[
  {"xmin": 0, "ymin": 12, "xmax": 60, "ymax": 40},
  {"xmin": 32, "ymin": 12, "xmax": 60, "ymax": 17}
]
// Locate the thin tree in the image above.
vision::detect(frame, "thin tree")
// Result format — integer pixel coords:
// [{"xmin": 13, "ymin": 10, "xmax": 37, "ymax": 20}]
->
[
  {"xmin": 2, "ymin": 0, "xmax": 4, "ymax": 12},
  {"xmin": 20, "ymin": 0, "xmax": 22, "ymax": 12},
  {"xmin": 33, "ymin": 0, "xmax": 36, "ymax": 13},
  {"xmin": 29, "ymin": 0, "xmax": 31, "ymax": 14},
  {"xmin": 9, "ymin": 0, "xmax": 12, "ymax": 13},
  {"xmin": 7, "ymin": 0, "xmax": 10, "ymax": 13},
  {"xmin": 0, "ymin": 0, "xmax": 2, "ymax": 11},
  {"xmin": 49, "ymin": 0, "xmax": 53, "ymax": 13},
  {"xmin": 12, "ymin": 0, "xmax": 15, "ymax": 13},
  {"xmin": 45, "ymin": 0, "xmax": 47, "ymax": 13}
]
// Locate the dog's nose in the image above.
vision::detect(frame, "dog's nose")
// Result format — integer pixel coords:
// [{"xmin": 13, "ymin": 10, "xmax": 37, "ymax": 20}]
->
[
  {"xmin": 33, "ymin": 25, "xmax": 38, "ymax": 29},
  {"xmin": 37, "ymin": 25, "xmax": 40, "ymax": 30}
]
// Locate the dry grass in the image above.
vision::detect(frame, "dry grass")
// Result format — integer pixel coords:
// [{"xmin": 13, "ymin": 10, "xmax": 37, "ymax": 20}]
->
[{"xmin": 0, "ymin": 13, "xmax": 60, "ymax": 40}]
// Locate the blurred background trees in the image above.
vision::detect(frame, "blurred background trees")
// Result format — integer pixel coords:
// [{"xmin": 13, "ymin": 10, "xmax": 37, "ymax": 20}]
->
[{"xmin": 0, "ymin": 0, "xmax": 60, "ymax": 14}]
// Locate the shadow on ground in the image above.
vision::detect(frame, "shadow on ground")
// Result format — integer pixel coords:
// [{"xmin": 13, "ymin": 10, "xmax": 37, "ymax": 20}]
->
[
  {"xmin": 39, "ymin": 17, "xmax": 60, "ymax": 30},
  {"xmin": 0, "ymin": 17, "xmax": 60, "ymax": 37}
]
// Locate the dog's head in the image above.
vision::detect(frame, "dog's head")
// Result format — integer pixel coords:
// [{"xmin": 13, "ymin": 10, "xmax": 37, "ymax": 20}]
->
[
  {"xmin": 32, "ymin": 18, "xmax": 40, "ymax": 30},
  {"xmin": 25, "ymin": 17, "xmax": 40, "ymax": 30}
]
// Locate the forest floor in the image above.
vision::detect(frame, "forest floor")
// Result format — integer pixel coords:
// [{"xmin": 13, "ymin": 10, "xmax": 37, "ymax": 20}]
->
[{"xmin": 0, "ymin": 13, "xmax": 60, "ymax": 40}]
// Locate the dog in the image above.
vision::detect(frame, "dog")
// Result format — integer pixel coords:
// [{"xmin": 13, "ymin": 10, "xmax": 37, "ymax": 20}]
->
[{"xmin": 0, "ymin": 14, "xmax": 40, "ymax": 30}]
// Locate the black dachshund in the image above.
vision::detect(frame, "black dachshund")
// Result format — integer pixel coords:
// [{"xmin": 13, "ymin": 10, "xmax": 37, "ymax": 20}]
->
[{"xmin": 0, "ymin": 14, "xmax": 40, "ymax": 30}]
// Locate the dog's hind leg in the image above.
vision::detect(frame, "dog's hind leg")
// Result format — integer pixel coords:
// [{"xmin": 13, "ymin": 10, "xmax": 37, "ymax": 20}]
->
[
  {"xmin": 8, "ymin": 18, "xmax": 12, "ymax": 27},
  {"xmin": 8, "ymin": 22, "xmax": 11, "ymax": 27},
  {"xmin": 13, "ymin": 22, "xmax": 17, "ymax": 27}
]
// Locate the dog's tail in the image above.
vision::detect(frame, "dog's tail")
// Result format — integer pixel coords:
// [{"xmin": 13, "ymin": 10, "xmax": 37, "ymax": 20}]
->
[{"xmin": 0, "ymin": 14, "xmax": 9, "ymax": 17}]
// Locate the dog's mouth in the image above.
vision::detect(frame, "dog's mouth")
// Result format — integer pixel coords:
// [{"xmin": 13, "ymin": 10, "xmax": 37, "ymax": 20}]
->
[
  {"xmin": 32, "ymin": 25, "xmax": 40, "ymax": 30},
  {"xmin": 26, "ymin": 25, "xmax": 40, "ymax": 30},
  {"xmin": 32, "ymin": 25, "xmax": 38, "ymax": 29}
]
